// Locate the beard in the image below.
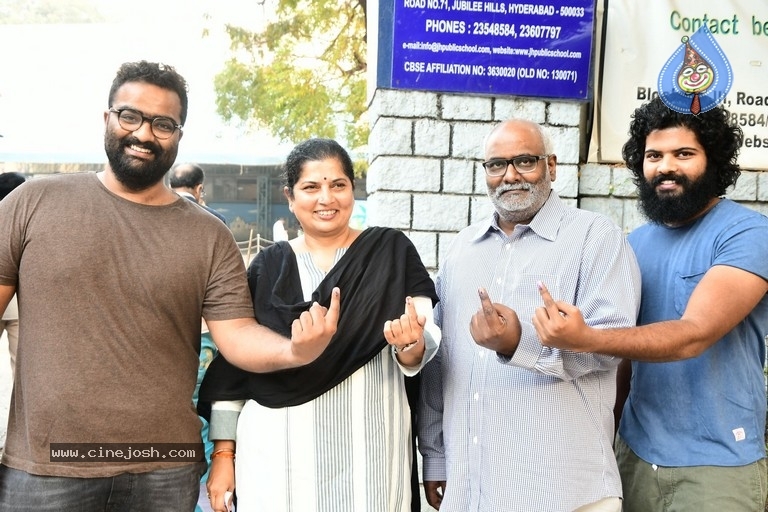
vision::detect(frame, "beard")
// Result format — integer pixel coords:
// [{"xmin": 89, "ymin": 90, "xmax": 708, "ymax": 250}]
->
[
  {"xmin": 488, "ymin": 171, "xmax": 551, "ymax": 224},
  {"xmin": 104, "ymin": 130, "xmax": 177, "ymax": 191},
  {"xmin": 637, "ymin": 166, "xmax": 721, "ymax": 225}
]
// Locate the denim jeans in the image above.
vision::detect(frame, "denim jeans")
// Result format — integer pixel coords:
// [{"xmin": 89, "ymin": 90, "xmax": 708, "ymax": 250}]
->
[{"xmin": 0, "ymin": 462, "xmax": 205, "ymax": 511}]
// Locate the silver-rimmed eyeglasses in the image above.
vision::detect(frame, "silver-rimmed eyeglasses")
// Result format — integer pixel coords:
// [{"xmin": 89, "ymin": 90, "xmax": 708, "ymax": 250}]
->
[
  {"xmin": 108, "ymin": 108, "xmax": 182, "ymax": 139},
  {"xmin": 482, "ymin": 155, "xmax": 549, "ymax": 176}
]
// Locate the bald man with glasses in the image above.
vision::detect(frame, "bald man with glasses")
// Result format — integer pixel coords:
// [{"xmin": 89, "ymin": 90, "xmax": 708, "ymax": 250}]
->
[{"xmin": 418, "ymin": 119, "xmax": 641, "ymax": 512}]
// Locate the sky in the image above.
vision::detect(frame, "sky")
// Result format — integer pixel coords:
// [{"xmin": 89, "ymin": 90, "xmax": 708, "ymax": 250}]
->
[{"xmin": 0, "ymin": 0, "xmax": 294, "ymax": 164}]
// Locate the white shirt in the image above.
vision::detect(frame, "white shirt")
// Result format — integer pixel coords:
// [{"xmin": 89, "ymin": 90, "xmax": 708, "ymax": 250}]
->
[
  {"xmin": 419, "ymin": 192, "xmax": 641, "ymax": 512},
  {"xmin": 273, "ymin": 220, "xmax": 289, "ymax": 241}
]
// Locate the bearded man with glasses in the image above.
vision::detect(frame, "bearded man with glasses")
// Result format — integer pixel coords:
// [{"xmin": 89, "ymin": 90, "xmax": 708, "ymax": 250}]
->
[
  {"xmin": 534, "ymin": 97, "xmax": 768, "ymax": 512},
  {"xmin": 0, "ymin": 60, "xmax": 339, "ymax": 511},
  {"xmin": 419, "ymin": 119, "xmax": 641, "ymax": 512}
]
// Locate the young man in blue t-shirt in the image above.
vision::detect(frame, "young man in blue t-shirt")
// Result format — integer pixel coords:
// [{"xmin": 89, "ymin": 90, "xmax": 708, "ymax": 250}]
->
[{"xmin": 533, "ymin": 97, "xmax": 768, "ymax": 511}]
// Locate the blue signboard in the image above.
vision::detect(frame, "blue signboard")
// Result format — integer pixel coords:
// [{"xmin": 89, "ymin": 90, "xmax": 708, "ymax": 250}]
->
[{"xmin": 384, "ymin": 0, "xmax": 595, "ymax": 99}]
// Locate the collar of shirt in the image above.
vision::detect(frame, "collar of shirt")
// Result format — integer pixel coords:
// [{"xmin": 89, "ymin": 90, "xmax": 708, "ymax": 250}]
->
[
  {"xmin": 471, "ymin": 190, "xmax": 563, "ymax": 243},
  {"xmin": 177, "ymin": 191, "xmax": 197, "ymax": 202}
]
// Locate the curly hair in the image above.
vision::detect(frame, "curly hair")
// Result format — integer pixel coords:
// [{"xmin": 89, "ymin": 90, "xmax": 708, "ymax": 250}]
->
[
  {"xmin": 107, "ymin": 61, "xmax": 189, "ymax": 125},
  {"xmin": 621, "ymin": 96, "xmax": 742, "ymax": 196},
  {"xmin": 283, "ymin": 138, "xmax": 355, "ymax": 195}
]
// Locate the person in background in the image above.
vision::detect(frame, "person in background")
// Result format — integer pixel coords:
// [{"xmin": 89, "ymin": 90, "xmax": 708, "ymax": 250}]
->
[
  {"xmin": 272, "ymin": 217, "xmax": 289, "ymax": 241},
  {"xmin": 419, "ymin": 119, "xmax": 640, "ymax": 511},
  {"xmin": 0, "ymin": 172, "xmax": 26, "ymax": 375},
  {"xmin": 169, "ymin": 162, "xmax": 228, "ymax": 511},
  {"xmin": 199, "ymin": 137, "xmax": 441, "ymax": 512},
  {"xmin": 170, "ymin": 162, "xmax": 227, "ymax": 223},
  {"xmin": 534, "ymin": 97, "xmax": 768, "ymax": 512},
  {"xmin": 0, "ymin": 61, "xmax": 338, "ymax": 511}
]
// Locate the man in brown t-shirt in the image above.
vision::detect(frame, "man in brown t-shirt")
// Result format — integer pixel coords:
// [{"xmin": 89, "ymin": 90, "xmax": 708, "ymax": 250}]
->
[{"xmin": 0, "ymin": 61, "xmax": 339, "ymax": 512}]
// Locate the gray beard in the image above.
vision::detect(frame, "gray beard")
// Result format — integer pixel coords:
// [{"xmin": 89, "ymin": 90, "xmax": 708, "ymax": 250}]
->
[{"xmin": 489, "ymin": 177, "xmax": 550, "ymax": 224}]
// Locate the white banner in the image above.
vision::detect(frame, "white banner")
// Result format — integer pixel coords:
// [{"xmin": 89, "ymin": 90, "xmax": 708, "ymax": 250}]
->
[{"xmin": 594, "ymin": 0, "xmax": 768, "ymax": 170}]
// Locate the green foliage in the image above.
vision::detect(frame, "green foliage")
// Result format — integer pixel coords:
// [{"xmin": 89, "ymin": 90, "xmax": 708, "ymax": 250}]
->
[{"xmin": 213, "ymin": 0, "xmax": 368, "ymax": 151}]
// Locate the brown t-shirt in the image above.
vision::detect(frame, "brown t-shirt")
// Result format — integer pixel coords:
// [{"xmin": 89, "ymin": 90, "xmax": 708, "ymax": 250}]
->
[{"xmin": 0, "ymin": 172, "xmax": 255, "ymax": 477}]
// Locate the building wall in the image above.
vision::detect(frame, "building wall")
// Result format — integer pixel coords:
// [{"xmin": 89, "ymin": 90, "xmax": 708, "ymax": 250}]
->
[{"xmin": 367, "ymin": 89, "xmax": 768, "ymax": 274}]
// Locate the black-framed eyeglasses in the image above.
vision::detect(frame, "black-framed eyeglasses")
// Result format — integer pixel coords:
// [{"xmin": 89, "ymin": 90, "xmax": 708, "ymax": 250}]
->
[
  {"xmin": 482, "ymin": 155, "xmax": 549, "ymax": 176},
  {"xmin": 108, "ymin": 108, "xmax": 182, "ymax": 139}
]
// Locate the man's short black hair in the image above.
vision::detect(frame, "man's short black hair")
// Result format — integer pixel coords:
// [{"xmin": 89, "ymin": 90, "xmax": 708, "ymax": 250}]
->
[{"xmin": 108, "ymin": 61, "xmax": 189, "ymax": 125}]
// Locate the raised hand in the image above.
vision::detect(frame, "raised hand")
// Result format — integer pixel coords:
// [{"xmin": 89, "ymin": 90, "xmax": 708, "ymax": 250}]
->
[
  {"xmin": 469, "ymin": 287, "xmax": 521, "ymax": 357},
  {"xmin": 532, "ymin": 281, "xmax": 589, "ymax": 350},
  {"xmin": 206, "ymin": 442, "xmax": 236, "ymax": 512},
  {"xmin": 290, "ymin": 287, "xmax": 341, "ymax": 364},
  {"xmin": 384, "ymin": 296, "xmax": 427, "ymax": 365}
]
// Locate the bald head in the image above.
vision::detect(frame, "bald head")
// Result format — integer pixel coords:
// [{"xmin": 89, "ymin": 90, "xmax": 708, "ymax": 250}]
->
[
  {"xmin": 170, "ymin": 163, "xmax": 204, "ymax": 188},
  {"xmin": 169, "ymin": 163, "xmax": 205, "ymax": 201},
  {"xmin": 484, "ymin": 119, "xmax": 553, "ymax": 158}
]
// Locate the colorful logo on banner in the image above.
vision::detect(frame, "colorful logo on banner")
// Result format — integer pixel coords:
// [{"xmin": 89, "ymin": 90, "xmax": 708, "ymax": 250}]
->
[{"xmin": 657, "ymin": 25, "xmax": 732, "ymax": 115}]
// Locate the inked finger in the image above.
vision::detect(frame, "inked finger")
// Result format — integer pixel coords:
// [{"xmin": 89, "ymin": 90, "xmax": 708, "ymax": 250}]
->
[
  {"xmin": 537, "ymin": 281, "xmax": 574, "ymax": 318},
  {"xmin": 537, "ymin": 281, "xmax": 558, "ymax": 308},
  {"xmin": 405, "ymin": 296, "xmax": 418, "ymax": 319},
  {"xmin": 325, "ymin": 287, "xmax": 341, "ymax": 327},
  {"xmin": 477, "ymin": 287, "xmax": 496, "ymax": 317}
]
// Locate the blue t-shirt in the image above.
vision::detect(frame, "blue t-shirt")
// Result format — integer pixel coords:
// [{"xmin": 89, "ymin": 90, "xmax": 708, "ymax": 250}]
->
[{"xmin": 621, "ymin": 199, "xmax": 768, "ymax": 467}]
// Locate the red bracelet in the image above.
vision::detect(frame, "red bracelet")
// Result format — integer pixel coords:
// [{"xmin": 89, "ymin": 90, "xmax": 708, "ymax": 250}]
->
[{"xmin": 211, "ymin": 449, "xmax": 236, "ymax": 459}]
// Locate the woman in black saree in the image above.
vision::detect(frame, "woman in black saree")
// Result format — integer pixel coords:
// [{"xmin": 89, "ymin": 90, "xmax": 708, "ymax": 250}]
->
[{"xmin": 199, "ymin": 138, "xmax": 440, "ymax": 512}]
